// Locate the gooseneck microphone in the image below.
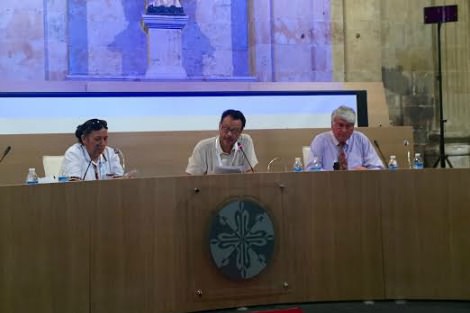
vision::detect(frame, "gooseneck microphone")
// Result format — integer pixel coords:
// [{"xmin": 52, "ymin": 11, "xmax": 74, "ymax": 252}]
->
[
  {"xmin": 82, "ymin": 159, "xmax": 93, "ymax": 181},
  {"xmin": 403, "ymin": 139, "xmax": 411, "ymax": 168},
  {"xmin": 0, "ymin": 146, "xmax": 11, "ymax": 163},
  {"xmin": 237, "ymin": 142, "xmax": 255, "ymax": 173},
  {"xmin": 373, "ymin": 140, "xmax": 387, "ymax": 166},
  {"xmin": 266, "ymin": 156, "xmax": 280, "ymax": 172},
  {"xmin": 114, "ymin": 147, "xmax": 126, "ymax": 171},
  {"xmin": 82, "ymin": 144, "xmax": 99, "ymax": 181}
]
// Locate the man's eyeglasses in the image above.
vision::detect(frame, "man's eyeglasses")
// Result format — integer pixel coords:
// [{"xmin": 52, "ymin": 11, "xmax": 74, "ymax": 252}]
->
[
  {"xmin": 220, "ymin": 125, "xmax": 242, "ymax": 135},
  {"xmin": 333, "ymin": 121, "xmax": 354, "ymax": 130}
]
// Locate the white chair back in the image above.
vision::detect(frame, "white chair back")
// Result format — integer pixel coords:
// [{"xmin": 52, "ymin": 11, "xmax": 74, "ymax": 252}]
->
[
  {"xmin": 302, "ymin": 146, "xmax": 312, "ymax": 168},
  {"xmin": 42, "ymin": 155, "xmax": 64, "ymax": 177}
]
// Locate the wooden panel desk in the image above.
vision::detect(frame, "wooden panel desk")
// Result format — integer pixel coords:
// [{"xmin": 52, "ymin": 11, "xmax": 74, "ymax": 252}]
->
[
  {"xmin": 380, "ymin": 169, "xmax": 470, "ymax": 299},
  {"xmin": 1, "ymin": 169, "xmax": 469, "ymax": 313}
]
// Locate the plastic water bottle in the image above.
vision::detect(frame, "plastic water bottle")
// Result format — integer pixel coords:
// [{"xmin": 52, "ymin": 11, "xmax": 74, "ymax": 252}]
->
[
  {"xmin": 292, "ymin": 157, "xmax": 304, "ymax": 172},
  {"xmin": 388, "ymin": 155, "xmax": 398, "ymax": 171},
  {"xmin": 413, "ymin": 153, "xmax": 424, "ymax": 169},
  {"xmin": 309, "ymin": 155, "xmax": 322, "ymax": 171},
  {"xmin": 25, "ymin": 168, "xmax": 39, "ymax": 184}
]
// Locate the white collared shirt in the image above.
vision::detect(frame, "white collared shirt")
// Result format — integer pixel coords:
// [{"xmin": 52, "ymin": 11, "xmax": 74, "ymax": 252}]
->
[
  {"xmin": 61, "ymin": 143, "xmax": 124, "ymax": 180},
  {"xmin": 186, "ymin": 134, "xmax": 258, "ymax": 175}
]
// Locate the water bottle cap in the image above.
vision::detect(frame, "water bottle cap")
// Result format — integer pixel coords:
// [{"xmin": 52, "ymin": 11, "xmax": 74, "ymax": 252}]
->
[
  {"xmin": 29, "ymin": 168, "xmax": 36, "ymax": 171},
  {"xmin": 295, "ymin": 157, "xmax": 301, "ymax": 162},
  {"xmin": 415, "ymin": 153, "xmax": 421, "ymax": 157},
  {"xmin": 390, "ymin": 155, "xmax": 396, "ymax": 158}
]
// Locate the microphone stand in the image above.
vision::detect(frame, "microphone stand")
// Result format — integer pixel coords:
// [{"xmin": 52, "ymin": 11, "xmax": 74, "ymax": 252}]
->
[
  {"xmin": 403, "ymin": 139, "xmax": 412, "ymax": 168},
  {"xmin": 114, "ymin": 147, "xmax": 126, "ymax": 171},
  {"xmin": 0, "ymin": 146, "xmax": 11, "ymax": 163},
  {"xmin": 82, "ymin": 145, "xmax": 99, "ymax": 180},
  {"xmin": 82, "ymin": 159, "xmax": 93, "ymax": 181},
  {"xmin": 267, "ymin": 157, "xmax": 280, "ymax": 172},
  {"xmin": 424, "ymin": 5, "xmax": 458, "ymax": 168},
  {"xmin": 432, "ymin": 21, "xmax": 452, "ymax": 168},
  {"xmin": 373, "ymin": 140, "xmax": 387, "ymax": 166},
  {"xmin": 237, "ymin": 142, "xmax": 255, "ymax": 173}
]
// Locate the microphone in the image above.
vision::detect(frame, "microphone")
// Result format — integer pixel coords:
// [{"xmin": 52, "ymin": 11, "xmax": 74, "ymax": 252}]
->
[
  {"xmin": 0, "ymin": 146, "xmax": 11, "ymax": 163},
  {"xmin": 403, "ymin": 139, "xmax": 411, "ymax": 168},
  {"xmin": 82, "ymin": 144, "xmax": 100, "ymax": 180},
  {"xmin": 114, "ymin": 147, "xmax": 126, "ymax": 171},
  {"xmin": 333, "ymin": 162, "xmax": 340, "ymax": 170},
  {"xmin": 237, "ymin": 142, "xmax": 255, "ymax": 173},
  {"xmin": 82, "ymin": 159, "xmax": 93, "ymax": 181},
  {"xmin": 267, "ymin": 156, "xmax": 280, "ymax": 172},
  {"xmin": 373, "ymin": 140, "xmax": 387, "ymax": 166}
]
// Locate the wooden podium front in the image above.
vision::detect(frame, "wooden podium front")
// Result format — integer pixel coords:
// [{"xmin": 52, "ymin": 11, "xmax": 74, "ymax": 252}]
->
[{"xmin": 1, "ymin": 170, "xmax": 469, "ymax": 313}]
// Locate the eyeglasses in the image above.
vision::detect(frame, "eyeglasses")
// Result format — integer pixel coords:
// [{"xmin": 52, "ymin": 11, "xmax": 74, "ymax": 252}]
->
[
  {"xmin": 333, "ymin": 120, "xmax": 354, "ymax": 130},
  {"xmin": 220, "ymin": 125, "xmax": 242, "ymax": 135}
]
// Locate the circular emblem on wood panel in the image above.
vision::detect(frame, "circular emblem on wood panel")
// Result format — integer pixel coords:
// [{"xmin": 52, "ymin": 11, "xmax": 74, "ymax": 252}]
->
[{"xmin": 209, "ymin": 198, "xmax": 275, "ymax": 280}]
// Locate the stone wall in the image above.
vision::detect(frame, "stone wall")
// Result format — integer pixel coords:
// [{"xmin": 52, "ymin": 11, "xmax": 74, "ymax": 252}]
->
[
  {"xmin": 379, "ymin": 0, "xmax": 470, "ymax": 166},
  {"xmin": 182, "ymin": 0, "xmax": 249, "ymax": 78},
  {"xmin": 248, "ymin": 0, "xmax": 337, "ymax": 82},
  {"xmin": 1, "ymin": 0, "xmax": 470, "ymax": 166},
  {"xmin": 1, "ymin": 0, "xmax": 46, "ymax": 80},
  {"xmin": 0, "ymin": 0, "xmax": 251, "ymax": 80},
  {"xmin": 380, "ymin": 0, "xmax": 436, "ymax": 155}
]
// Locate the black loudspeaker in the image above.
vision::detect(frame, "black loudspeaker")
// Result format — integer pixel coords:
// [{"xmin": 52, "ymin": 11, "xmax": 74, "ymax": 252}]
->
[{"xmin": 424, "ymin": 5, "xmax": 458, "ymax": 24}]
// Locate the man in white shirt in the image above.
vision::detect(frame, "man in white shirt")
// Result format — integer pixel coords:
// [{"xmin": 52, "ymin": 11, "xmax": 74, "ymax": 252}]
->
[{"xmin": 186, "ymin": 109, "xmax": 258, "ymax": 175}]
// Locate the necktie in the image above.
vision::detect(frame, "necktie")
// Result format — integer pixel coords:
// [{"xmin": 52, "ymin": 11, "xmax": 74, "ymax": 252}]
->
[{"xmin": 338, "ymin": 143, "xmax": 348, "ymax": 170}]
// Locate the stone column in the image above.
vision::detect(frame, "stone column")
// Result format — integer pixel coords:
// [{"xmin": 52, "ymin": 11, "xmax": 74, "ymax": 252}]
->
[{"xmin": 142, "ymin": 13, "xmax": 188, "ymax": 79}]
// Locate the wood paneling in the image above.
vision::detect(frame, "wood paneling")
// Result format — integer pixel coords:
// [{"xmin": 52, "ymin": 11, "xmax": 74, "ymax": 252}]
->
[
  {"xmin": 0, "ymin": 127, "xmax": 413, "ymax": 185},
  {"xmin": 380, "ymin": 169, "xmax": 470, "ymax": 299},
  {"xmin": 0, "ymin": 183, "xmax": 91, "ymax": 313},
  {"xmin": 1, "ymin": 170, "xmax": 470, "ymax": 313}
]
